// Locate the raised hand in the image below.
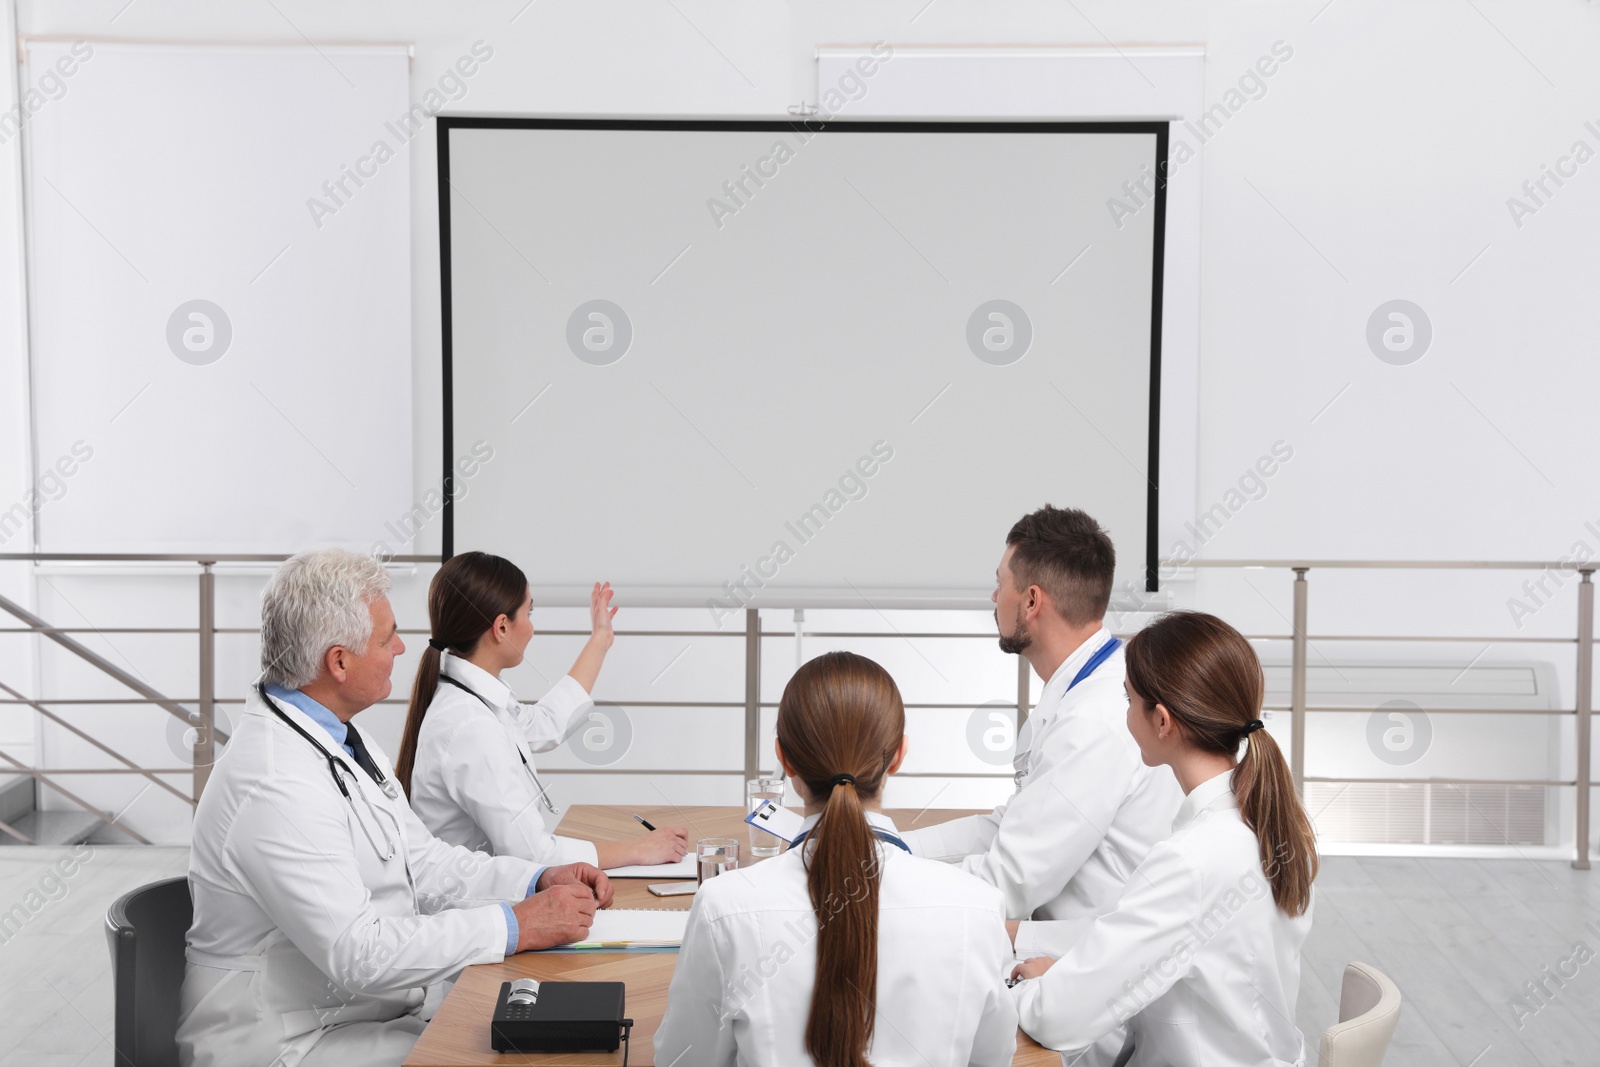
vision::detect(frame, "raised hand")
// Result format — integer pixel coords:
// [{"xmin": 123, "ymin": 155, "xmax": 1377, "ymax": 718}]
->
[
  {"xmin": 589, "ymin": 581, "xmax": 617, "ymax": 650},
  {"xmin": 568, "ymin": 584, "xmax": 619, "ymax": 693}
]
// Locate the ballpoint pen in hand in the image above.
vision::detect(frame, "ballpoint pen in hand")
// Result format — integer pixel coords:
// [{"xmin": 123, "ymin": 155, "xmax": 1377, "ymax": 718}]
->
[{"xmin": 632, "ymin": 813, "xmax": 657, "ymax": 832}]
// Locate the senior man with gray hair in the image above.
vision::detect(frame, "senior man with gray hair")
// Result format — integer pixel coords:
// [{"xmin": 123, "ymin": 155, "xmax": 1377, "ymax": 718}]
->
[{"xmin": 176, "ymin": 548, "xmax": 610, "ymax": 1067}]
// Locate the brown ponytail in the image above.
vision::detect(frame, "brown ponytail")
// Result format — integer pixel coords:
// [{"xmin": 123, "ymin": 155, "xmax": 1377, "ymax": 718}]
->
[
  {"xmin": 1124, "ymin": 611, "xmax": 1319, "ymax": 916},
  {"xmin": 775, "ymin": 651, "xmax": 906, "ymax": 1067},
  {"xmin": 393, "ymin": 551, "xmax": 529, "ymax": 796}
]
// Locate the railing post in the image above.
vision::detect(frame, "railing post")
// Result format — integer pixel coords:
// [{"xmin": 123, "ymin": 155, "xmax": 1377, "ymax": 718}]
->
[
  {"xmin": 1016, "ymin": 655, "xmax": 1031, "ymax": 732},
  {"xmin": 194, "ymin": 562, "xmax": 216, "ymax": 801},
  {"xmin": 1574, "ymin": 568, "xmax": 1593, "ymax": 870},
  {"xmin": 743, "ymin": 608, "xmax": 761, "ymax": 783},
  {"xmin": 1290, "ymin": 567, "xmax": 1309, "ymax": 797}
]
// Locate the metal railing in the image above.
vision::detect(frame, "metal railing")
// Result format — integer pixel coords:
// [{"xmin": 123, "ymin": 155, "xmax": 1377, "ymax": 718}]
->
[
  {"xmin": 0, "ymin": 553, "xmax": 1593, "ymax": 866},
  {"xmin": 1176, "ymin": 559, "xmax": 1596, "ymax": 869}
]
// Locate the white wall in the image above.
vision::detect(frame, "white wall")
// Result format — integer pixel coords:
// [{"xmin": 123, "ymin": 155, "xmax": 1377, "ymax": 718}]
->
[
  {"xmin": 5, "ymin": 0, "xmax": 1598, "ymax": 845},
  {"xmin": 0, "ymin": 0, "xmax": 39, "ymax": 769}
]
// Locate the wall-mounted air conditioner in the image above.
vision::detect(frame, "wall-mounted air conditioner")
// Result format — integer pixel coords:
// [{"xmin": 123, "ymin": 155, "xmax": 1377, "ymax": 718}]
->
[{"xmin": 1262, "ymin": 660, "xmax": 1561, "ymax": 848}]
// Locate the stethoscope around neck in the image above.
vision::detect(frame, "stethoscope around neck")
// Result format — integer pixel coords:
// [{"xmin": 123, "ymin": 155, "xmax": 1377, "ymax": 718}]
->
[
  {"xmin": 257, "ymin": 684, "xmax": 403, "ymax": 863},
  {"xmin": 437, "ymin": 674, "xmax": 562, "ymax": 816}
]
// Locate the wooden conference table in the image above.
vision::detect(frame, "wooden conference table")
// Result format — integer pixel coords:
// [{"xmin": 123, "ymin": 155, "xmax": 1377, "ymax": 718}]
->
[{"xmin": 405, "ymin": 805, "xmax": 1059, "ymax": 1066}]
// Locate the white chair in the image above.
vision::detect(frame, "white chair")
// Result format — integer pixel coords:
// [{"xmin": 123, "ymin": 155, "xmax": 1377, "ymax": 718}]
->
[{"xmin": 1318, "ymin": 961, "xmax": 1401, "ymax": 1067}]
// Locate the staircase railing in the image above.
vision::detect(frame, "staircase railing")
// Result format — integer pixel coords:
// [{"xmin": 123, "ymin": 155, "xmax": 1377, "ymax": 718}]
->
[{"xmin": 0, "ymin": 553, "xmax": 1593, "ymax": 867}]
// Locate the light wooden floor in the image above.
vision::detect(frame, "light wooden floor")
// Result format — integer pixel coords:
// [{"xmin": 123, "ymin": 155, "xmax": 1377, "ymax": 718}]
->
[{"xmin": 3, "ymin": 847, "xmax": 1597, "ymax": 1066}]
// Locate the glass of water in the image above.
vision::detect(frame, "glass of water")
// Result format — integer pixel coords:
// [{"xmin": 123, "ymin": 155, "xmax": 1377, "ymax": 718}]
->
[
  {"xmin": 746, "ymin": 776, "xmax": 786, "ymax": 858},
  {"xmin": 696, "ymin": 838, "xmax": 740, "ymax": 884}
]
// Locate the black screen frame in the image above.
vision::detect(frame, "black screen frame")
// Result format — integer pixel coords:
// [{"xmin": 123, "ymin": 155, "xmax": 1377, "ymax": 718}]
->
[{"xmin": 436, "ymin": 115, "xmax": 1169, "ymax": 592}]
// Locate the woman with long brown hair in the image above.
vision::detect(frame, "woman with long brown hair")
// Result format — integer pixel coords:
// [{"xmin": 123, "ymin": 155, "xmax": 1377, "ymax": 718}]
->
[
  {"xmin": 655, "ymin": 651, "xmax": 1019, "ymax": 1066},
  {"xmin": 397, "ymin": 551, "xmax": 687, "ymax": 869},
  {"xmin": 1008, "ymin": 611, "xmax": 1318, "ymax": 1066}
]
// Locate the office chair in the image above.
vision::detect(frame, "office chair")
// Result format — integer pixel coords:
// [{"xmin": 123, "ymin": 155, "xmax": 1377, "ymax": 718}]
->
[
  {"xmin": 1318, "ymin": 961, "xmax": 1401, "ymax": 1067},
  {"xmin": 105, "ymin": 876, "xmax": 192, "ymax": 1067}
]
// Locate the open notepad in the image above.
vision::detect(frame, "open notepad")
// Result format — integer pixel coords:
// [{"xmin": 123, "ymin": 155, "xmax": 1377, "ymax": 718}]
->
[
  {"xmin": 571, "ymin": 908, "xmax": 690, "ymax": 950},
  {"xmin": 603, "ymin": 856, "xmax": 696, "ymax": 879}
]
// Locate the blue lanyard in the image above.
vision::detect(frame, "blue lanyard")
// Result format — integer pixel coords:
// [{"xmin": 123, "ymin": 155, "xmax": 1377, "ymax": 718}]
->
[
  {"xmin": 789, "ymin": 826, "xmax": 912, "ymax": 853},
  {"xmin": 1067, "ymin": 636, "xmax": 1121, "ymax": 692}
]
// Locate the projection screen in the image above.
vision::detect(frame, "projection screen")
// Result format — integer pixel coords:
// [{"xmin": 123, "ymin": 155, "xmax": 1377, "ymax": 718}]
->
[{"xmin": 440, "ymin": 118, "xmax": 1166, "ymax": 612}]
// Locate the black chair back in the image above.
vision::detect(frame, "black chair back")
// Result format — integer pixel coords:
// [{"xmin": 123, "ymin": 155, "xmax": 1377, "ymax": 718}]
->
[{"xmin": 105, "ymin": 876, "xmax": 193, "ymax": 1067}]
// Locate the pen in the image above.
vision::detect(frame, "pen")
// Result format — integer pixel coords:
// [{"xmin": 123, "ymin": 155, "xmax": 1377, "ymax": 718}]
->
[{"xmin": 632, "ymin": 813, "xmax": 657, "ymax": 831}]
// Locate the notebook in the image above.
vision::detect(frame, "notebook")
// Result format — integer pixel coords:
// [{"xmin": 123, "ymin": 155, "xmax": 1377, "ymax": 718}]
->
[
  {"xmin": 604, "ymin": 856, "xmax": 696, "ymax": 879},
  {"xmin": 570, "ymin": 908, "xmax": 690, "ymax": 950}
]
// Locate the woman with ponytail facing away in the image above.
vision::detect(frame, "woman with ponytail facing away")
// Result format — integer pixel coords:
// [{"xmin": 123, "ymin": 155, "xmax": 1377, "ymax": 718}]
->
[
  {"xmin": 396, "ymin": 552, "xmax": 687, "ymax": 869},
  {"xmin": 656, "ymin": 652, "xmax": 1019, "ymax": 1067},
  {"xmin": 1009, "ymin": 611, "xmax": 1318, "ymax": 1067}
]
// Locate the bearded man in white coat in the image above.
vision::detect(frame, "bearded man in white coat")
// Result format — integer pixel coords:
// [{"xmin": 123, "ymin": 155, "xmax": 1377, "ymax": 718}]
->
[
  {"xmin": 899, "ymin": 506, "xmax": 1183, "ymax": 1067},
  {"xmin": 176, "ymin": 548, "xmax": 611, "ymax": 1067}
]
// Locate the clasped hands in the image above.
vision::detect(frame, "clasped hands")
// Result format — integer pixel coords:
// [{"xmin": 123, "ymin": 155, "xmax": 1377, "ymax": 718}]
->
[{"xmin": 511, "ymin": 862, "xmax": 614, "ymax": 952}]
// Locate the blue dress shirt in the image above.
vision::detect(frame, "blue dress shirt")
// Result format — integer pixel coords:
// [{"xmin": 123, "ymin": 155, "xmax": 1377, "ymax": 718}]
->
[{"xmin": 263, "ymin": 683, "xmax": 542, "ymax": 955}]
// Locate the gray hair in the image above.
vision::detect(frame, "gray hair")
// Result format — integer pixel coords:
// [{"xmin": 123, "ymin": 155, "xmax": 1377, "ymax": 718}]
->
[{"xmin": 260, "ymin": 548, "xmax": 392, "ymax": 688}]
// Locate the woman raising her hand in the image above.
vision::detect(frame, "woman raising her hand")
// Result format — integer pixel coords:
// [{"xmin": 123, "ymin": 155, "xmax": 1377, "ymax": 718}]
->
[{"xmin": 396, "ymin": 551, "xmax": 688, "ymax": 870}]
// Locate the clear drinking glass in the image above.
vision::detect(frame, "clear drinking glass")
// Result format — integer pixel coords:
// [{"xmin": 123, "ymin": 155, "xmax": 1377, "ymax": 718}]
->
[
  {"xmin": 696, "ymin": 838, "xmax": 740, "ymax": 884},
  {"xmin": 746, "ymin": 776, "xmax": 786, "ymax": 858}
]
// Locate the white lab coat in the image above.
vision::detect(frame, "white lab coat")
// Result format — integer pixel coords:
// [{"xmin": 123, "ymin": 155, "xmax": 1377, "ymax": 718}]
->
[
  {"xmin": 176, "ymin": 687, "xmax": 543, "ymax": 1067},
  {"xmin": 1011, "ymin": 772, "xmax": 1313, "ymax": 1067},
  {"xmin": 655, "ymin": 811, "xmax": 1019, "ymax": 1067},
  {"xmin": 407, "ymin": 654, "xmax": 599, "ymax": 865},
  {"xmin": 900, "ymin": 630, "xmax": 1183, "ymax": 923}
]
